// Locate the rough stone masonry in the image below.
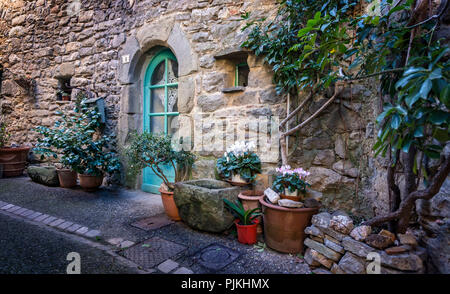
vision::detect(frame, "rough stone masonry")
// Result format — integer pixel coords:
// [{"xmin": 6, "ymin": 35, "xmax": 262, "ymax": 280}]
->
[
  {"xmin": 0, "ymin": 1, "xmax": 447, "ymax": 236},
  {"xmin": 0, "ymin": 0, "xmax": 388, "ymax": 217}
]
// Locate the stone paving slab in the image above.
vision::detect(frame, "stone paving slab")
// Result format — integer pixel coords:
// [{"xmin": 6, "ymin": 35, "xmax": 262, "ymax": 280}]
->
[
  {"xmin": 173, "ymin": 267, "xmax": 194, "ymax": 274},
  {"xmin": 1, "ymin": 204, "xmax": 14, "ymax": 210},
  {"xmin": 27, "ymin": 212, "xmax": 42, "ymax": 220},
  {"xmin": 58, "ymin": 221, "xmax": 73, "ymax": 230},
  {"xmin": 35, "ymin": 214, "xmax": 50, "ymax": 222},
  {"xmin": 66, "ymin": 224, "xmax": 82, "ymax": 233},
  {"xmin": 49, "ymin": 219, "xmax": 65, "ymax": 227},
  {"xmin": 42, "ymin": 216, "xmax": 57, "ymax": 225},
  {"xmin": 157, "ymin": 259, "xmax": 179, "ymax": 273}
]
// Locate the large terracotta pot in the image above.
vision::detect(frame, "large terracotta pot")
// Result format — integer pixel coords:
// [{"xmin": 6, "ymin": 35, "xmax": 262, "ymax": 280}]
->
[
  {"xmin": 0, "ymin": 147, "xmax": 30, "ymax": 177},
  {"xmin": 159, "ymin": 188, "xmax": 181, "ymax": 221},
  {"xmin": 238, "ymin": 190, "xmax": 264, "ymax": 234},
  {"xmin": 78, "ymin": 174, "xmax": 103, "ymax": 191},
  {"xmin": 260, "ymin": 197, "xmax": 319, "ymax": 254},
  {"xmin": 57, "ymin": 169, "xmax": 77, "ymax": 188}
]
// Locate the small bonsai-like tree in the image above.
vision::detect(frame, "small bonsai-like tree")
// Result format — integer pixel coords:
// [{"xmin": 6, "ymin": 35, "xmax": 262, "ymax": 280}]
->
[
  {"xmin": 125, "ymin": 131, "xmax": 195, "ymax": 191},
  {"xmin": 34, "ymin": 101, "xmax": 121, "ymax": 177}
]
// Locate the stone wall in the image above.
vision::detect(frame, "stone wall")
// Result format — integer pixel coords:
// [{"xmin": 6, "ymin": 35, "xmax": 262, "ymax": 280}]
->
[
  {"xmin": 304, "ymin": 211, "xmax": 428, "ymax": 274},
  {"xmin": 0, "ymin": 0, "xmax": 421, "ymax": 219}
]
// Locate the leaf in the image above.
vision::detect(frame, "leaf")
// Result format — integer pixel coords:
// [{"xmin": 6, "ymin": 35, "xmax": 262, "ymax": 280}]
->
[
  {"xmin": 390, "ymin": 114, "xmax": 401, "ymax": 130},
  {"xmin": 428, "ymin": 68, "xmax": 442, "ymax": 80},
  {"xmin": 405, "ymin": 92, "xmax": 421, "ymax": 108},
  {"xmin": 413, "ymin": 125, "xmax": 424, "ymax": 137},
  {"xmin": 420, "ymin": 79, "xmax": 432, "ymax": 98},
  {"xmin": 429, "ymin": 111, "xmax": 449, "ymax": 125},
  {"xmin": 441, "ymin": 85, "xmax": 450, "ymax": 108}
]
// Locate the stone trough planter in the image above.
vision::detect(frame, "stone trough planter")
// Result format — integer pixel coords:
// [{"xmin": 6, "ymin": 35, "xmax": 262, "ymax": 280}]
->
[{"xmin": 174, "ymin": 179, "xmax": 244, "ymax": 233}]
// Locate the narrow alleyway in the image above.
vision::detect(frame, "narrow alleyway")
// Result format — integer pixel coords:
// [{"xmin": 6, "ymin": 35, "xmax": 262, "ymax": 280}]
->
[{"xmin": 0, "ymin": 177, "xmax": 311, "ymax": 274}]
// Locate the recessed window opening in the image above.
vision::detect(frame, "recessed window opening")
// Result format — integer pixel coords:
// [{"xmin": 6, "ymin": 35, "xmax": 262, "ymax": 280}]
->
[
  {"xmin": 235, "ymin": 63, "xmax": 249, "ymax": 87},
  {"xmin": 57, "ymin": 76, "xmax": 72, "ymax": 101}
]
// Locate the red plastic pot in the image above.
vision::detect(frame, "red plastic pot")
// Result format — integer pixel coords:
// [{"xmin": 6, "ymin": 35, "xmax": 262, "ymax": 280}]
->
[{"xmin": 235, "ymin": 219, "xmax": 259, "ymax": 245}]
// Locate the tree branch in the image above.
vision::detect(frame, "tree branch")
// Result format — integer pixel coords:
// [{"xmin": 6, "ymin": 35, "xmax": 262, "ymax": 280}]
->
[
  {"xmin": 282, "ymin": 87, "xmax": 343, "ymax": 138},
  {"xmin": 363, "ymin": 155, "xmax": 450, "ymax": 232},
  {"xmin": 280, "ymin": 90, "xmax": 314, "ymax": 128}
]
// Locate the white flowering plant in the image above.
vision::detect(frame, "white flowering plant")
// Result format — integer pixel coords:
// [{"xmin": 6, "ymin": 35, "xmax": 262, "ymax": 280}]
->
[
  {"xmin": 216, "ymin": 141, "xmax": 262, "ymax": 183},
  {"xmin": 272, "ymin": 165, "xmax": 311, "ymax": 195}
]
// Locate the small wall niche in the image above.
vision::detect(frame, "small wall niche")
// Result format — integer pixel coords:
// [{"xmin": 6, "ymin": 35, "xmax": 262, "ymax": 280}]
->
[
  {"xmin": 56, "ymin": 76, "xmax": 72, "ymax": 101},
  {"xmin": 214, "ymin": 48, "xmax": 250, "ymax": 93}
]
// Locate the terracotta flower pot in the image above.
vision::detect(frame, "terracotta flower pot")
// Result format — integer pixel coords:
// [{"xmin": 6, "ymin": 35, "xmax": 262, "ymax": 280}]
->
[
  {"xmin": 238, "ymin": 190, "xmax": 264, "ymax": 234},
  {"xmin": 57, "ymin": 169, "xmax": 77, "ymax": 188},
  {"xmin": 0, "ymin": 147, "xmax": 30, "ymax": 177},
  {"xmin": 259, "ymin": 197, "xmax": 319, "ymax": 254},
  {"xmin": 159, "ymin": 187, "xmax": 181, "ymax": 221},
  {"xmin": 62, "ymin": 95, "xmax": 71, "ymax": 101},
  {"xmin": 235, "ymin": 219, "xmax": 259, "ymax": 245},
  {"xmin": 78, "ymin": 174, "xmax": 103, "ymax": 191}
]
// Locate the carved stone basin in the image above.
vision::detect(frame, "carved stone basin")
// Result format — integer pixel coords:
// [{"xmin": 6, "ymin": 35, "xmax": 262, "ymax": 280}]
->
[{"xmin": 173, "ymin": 179, "xmax": 243, "ymax": 233}]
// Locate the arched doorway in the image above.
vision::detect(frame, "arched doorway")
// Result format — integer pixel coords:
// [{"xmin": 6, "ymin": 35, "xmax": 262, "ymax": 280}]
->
[{"xmin": 142, "ymin": 48, "xmax": 179, "ymax": 193}]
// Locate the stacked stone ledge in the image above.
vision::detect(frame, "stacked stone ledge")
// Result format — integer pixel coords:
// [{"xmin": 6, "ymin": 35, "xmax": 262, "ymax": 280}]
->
[{"xmin": 303, "ymin": 212, "xmax": 427, "ymax": 274}]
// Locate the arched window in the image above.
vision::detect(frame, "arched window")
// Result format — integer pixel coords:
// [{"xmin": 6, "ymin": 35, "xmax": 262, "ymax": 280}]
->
[{"xmin": 143, "ymin": 49, "xmax": 179, "ymax": 135}]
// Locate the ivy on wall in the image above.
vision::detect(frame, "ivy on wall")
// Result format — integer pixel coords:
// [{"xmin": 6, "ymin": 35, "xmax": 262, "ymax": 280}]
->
[{"xmin": 242, "ymin": 0, "xmax": 449, "ymax": 232}]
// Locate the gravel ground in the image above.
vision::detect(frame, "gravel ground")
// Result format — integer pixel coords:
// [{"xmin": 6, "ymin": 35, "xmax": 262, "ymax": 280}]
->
[
  {"xmin": 0, "ymin": 176, "xmax": 164, "ymax": 242},
  {"xmin": 0, "ymin": 213, "xmax": 142, "ymax": 274},
  {"xmin": 0, "ymin": 177, "xmax": 311, "ymax": 274}
]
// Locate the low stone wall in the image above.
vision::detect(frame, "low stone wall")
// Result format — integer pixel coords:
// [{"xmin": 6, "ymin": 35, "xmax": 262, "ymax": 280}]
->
[{"xmin": 303, "ymin": 212, "xmax": 427, "ymax": 274}]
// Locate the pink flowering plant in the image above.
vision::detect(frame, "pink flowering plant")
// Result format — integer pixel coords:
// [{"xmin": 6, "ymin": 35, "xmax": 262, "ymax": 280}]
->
[{"xmin": 272, "ymin": 165, "xmax": 311, "ymax": 195}]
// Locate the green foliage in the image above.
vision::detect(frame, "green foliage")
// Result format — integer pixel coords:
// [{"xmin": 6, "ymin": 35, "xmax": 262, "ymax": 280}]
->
[
  {"xmin": 34, "ymin": 102, "xmax": 121, "ymax": 177},
  {"xmin": 0, "ymin": 121, "xmax": 10, "ymax": 148},
  {"xmin": 216, "ymin": 151, "xmax": 262, "ymax": 182},
  {"xmin": 125, "ymin": 131, "xmax": 195, "ymax": 190},
  {"xmin": 242, "ymin": 0, "xmax": 358, "ymax": 93},
  {"xmin": 223, "ymin": 198, "xmax": 262, "ymax": 225},
  {"xmin": 272, "ymin": 172, "xmax": 310, "ymax": 195},
  {"xmin": 244, "ymin": 0, "xmax": 449, "ymax": 185}
]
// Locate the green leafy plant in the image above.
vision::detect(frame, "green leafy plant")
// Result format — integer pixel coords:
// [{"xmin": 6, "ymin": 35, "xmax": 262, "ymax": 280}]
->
[
  {"xmin": 0, "ymin": 121, "xmax": 10, "ymax": 148},
  {"xmin": 125, "ymin": 131, "xmax": 195, "ymax": 191},
  {"xmin": 223, "ymin": 198, "xmax": 262, "ymax": 225},
  {"xmin": 243, "ymin": 0, "xmax": 449, "ymax": 233},
  {"xmin": 272, "ymin": 165, "xmax": 311, "ymax": 195},
  {"xmin": 34, "ymin": 102, "xmax": 121, "ymax": 177},
  {"xmin": 216, "ymin": 141, "xmax": 262, "ymax": 182}
]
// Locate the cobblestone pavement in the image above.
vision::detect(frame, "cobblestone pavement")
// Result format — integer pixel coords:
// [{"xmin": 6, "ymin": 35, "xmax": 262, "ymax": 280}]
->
[{"xmin": 0, "ymin": 177, "xmax": 311, "ymax": 274}]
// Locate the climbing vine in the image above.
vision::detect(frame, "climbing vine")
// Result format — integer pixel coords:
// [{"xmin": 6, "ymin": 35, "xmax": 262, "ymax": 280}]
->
[{"xmin": 243, "ymin": 0, "xmax": 449, "ymax": 232}]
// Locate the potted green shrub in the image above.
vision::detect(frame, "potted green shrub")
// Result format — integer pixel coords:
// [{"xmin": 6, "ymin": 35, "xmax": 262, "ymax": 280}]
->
[
  {"xmin": 224, "ymin": 199, "xmax": 261, "ymax": 245},
  {"xmin": 34, "ymin": 102, "xmax": 121, "ymax": 190},
  {"xmin": 126, "ymin": 131, "xmax": 195, "ymax": 221},
  {"xmin": 0, "ymin": 120, "xmax": 30, "ymax": 177},
  {"xmin": 272, "ymin": 165, "xmax": 311, "ymax": 201},
  {"xmin": 216, "ymin": 141, "xmax": 262, "ymax": 185}
]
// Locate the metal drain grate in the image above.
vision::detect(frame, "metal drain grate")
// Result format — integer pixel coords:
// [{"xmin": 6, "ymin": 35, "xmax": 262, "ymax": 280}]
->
[
  {"xmin": 130, "ymin": 214, "xmax": 174, "ymax": 231},
  {"xmin": 120, "ymin": 237, "xmax": 186, "ymax": 269},
  {"xmin": 194, "ymin": 243, "xmax": 240, "ymax": 271}
]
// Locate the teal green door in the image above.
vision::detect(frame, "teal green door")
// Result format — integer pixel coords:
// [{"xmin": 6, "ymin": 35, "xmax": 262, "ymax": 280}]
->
[{"xmin": 142, "ymin": 49, "xmax": 179, "ymax": 194}]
